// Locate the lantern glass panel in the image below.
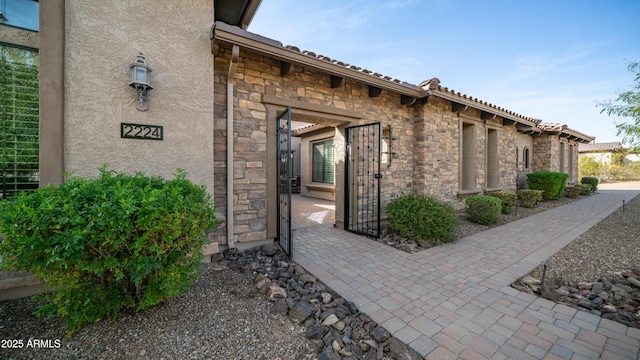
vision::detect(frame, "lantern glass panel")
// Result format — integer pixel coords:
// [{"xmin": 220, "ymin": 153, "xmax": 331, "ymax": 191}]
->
[{"xmin": 136, "ymin": 67, "xmax": 147, "ymax": 84}]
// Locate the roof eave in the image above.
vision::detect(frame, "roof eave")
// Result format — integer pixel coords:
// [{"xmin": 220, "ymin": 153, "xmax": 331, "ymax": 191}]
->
[
  {"xmin": 212, "ymin": 21, "xmax": 424, "ymax": 97},
  {"xmin": 561, "ymin": 128, "xmax": 594, "ymax": 143},
  {"xmin": 431, "ymin": 89, "xmax": 539, "ymax": 128}
]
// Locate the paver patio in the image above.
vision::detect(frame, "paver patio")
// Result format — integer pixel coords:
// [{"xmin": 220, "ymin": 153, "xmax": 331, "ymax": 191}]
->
[{"xmin": 291, "ymin": 184, "xmax": 640, "ymax": 359}]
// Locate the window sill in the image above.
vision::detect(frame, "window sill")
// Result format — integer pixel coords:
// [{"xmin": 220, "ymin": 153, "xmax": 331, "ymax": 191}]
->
[
  {"xmin": 306, "ymin": 183, "xmax": 335, "ymax": 193},
  {"xmin": 483, "ymin": 187, "xmax": 503, "ymax": 193},
  {"xmin": 457, "ymin": 188, "xmax": 482, "ymax": 196}
]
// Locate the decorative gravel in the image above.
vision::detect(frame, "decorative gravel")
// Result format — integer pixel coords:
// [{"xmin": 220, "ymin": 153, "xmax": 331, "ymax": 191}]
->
[
  {"xmin": 0, "ymin": 265, "xmax": 315, "ymax": 360},
  {"xmin": 528, "ymin": 192, "xmax": 640, "ymax": 284}
]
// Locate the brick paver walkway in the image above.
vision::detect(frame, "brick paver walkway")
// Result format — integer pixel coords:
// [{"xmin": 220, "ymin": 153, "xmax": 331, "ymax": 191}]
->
[{"xmin": 293, "ymin": 183, "xmax": 640, "ymax": 359}]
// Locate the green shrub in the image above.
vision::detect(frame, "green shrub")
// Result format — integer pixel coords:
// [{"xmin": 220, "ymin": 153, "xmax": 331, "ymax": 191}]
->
[
  {"xmin": 577, "ymin": 183, "xmax": 592, "ymax": 195},
  {"xmin": 517, "ymin": 189, "xmax": 544, "ymax": 208},
  {"xmin": 527, "ymin": 171, "xmax": 569, "ymax": 199},
  {"xmin": 580, "ymin": 177, "xmax": 598, "ymax": 193},
  {"xmin": 465, "ymin": 195, "xmax": 501, "ymax": 226},
  {"xmin": 488, "ymin": 191, "xmax": 517, "ymax": 214},
  {"xmin": 0, "ymin": 167, "xmax": 217, "ymax": 333},
  {"xmin": 386, "ymin": 194, "xmax": 457, "ymax": 244},
  {"xmin": 564, "ymin": 185, "xmax": 581, "ymax": 199}
]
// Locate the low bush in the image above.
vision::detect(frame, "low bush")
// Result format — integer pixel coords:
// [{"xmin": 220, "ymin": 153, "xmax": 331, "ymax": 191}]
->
[
  {"xmin": 0, "ymin": 167, "xmax": 217, "ymax": 333},
  {"xmin": 488, "ymin": 191, "xmax": 517, "ymax": 214},
  {"xmin": 386, "ymin": 194, "xmax": 457, "ymax": 244},
  {"xmin": 564, "ymin": 185, "xmax": 581, "ymax": 199},
  {"xmin": 517, "ymin": 189, "xmax": 544, "ymax": 208},
  {"xmin": 577, "ymin": 183, "xmax": 592, "ymax": 195},
  {"xmin": 465, "ymin": 195, "xmax": 502, "ymax": 226},
  {"xmin": 580, "ymin": 177, "xmax": 598, "ymax": 193},
  {"xmin": 527, "ymin": 171, "xmax": 569, "ymax": 200}
]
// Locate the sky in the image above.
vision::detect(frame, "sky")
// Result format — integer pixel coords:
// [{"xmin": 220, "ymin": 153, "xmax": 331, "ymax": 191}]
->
[{"xmin": 249, "ymin": 0, "xmax": 640, "ymax": 143}]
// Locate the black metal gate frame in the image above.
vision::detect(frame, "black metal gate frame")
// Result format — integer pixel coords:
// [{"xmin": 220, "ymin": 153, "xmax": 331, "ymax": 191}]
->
[
  {"xmin": 276, "ymin": 107, "xmax": 293, "ymax": 257},
  {"xmin": 344, "ymin": 122, "xmax": 382, "ymax": 238}
]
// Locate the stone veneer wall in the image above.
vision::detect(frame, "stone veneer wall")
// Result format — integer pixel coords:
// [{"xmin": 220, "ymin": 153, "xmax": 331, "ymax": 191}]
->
[
  {"xmin": 532, "ymin": 135, "xmax": 581, "ymax": 183},
  {"xmin": 214, "ymin": 44, "xmax": 416, "ymax": 244},
  {"xmin": 533, "ymin": 135, "xmax": 558, "ymax": 172},
  {"xmin": 498, "ymin": 124, "xmax": 518, "ymax": 194},
  {"xmin": 213, "ymin": 42, "xmax": 568, "ymax": 245},
  {"xmin": 412, "ymin": 97, "xmax": 459, "ymax": 207}
]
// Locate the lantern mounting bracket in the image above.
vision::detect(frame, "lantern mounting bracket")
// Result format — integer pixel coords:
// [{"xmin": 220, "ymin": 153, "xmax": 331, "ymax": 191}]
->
[{"xmin": 129, "ymin": 53, "xmax": 153, "ymax": 111}]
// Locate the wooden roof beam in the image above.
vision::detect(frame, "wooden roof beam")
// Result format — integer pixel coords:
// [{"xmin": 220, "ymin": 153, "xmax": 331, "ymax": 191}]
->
[
  {"xmin": 452, "ymin": 102, "xmax": 468, "ymax": 113},
  {"xmin": 330, "ymin": 75, "xmax": 344, "ymax": 88},
  {"xmin": 401, "ymin": 94, "xmax": 417, "ymax": 106},
  {"xmin": 369, "ymin": 86, "xmax": 382, "ymax": 98}
]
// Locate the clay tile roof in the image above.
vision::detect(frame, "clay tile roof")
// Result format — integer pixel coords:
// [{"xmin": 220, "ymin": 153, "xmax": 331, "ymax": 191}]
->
[
  {"xmin": 418, "ymin": 77, "xmax": 540, "ymax": 124},
  {"xmin": 578, "ymin": 142, "xmax": 623, "ymax": 153},
  {"xmin": 537, "ymin": 122, "xmax": 567, "ymax": 132}
]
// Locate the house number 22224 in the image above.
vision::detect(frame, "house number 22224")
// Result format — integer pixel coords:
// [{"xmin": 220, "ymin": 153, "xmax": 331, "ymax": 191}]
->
[{"xmin": 120, "ymin": 123, "xmax": 163, "ymax": 140}]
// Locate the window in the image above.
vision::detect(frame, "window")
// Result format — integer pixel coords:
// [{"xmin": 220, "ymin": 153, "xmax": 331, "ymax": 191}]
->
[
  {"xmin": 0, "ymin": 0, "xmax": 39, "ymax": 31},
  {"xmin": 559, "ymin": 142, "xmax": 565, "ymax": 173},
  {"xmin": 486, "ymin": 128, "xmax": 499, "ymax": 188},
  {"xmin": 1, "ymin": 44, "xmax": 39, "ymax": 199},
  {"xmin": 523, "ymin": 147, "xmax": 530, "ymax": 169},
  {"xmin": 312, "ymin": 139, "xmax": 334, "ymax": 184},
  {"xmin": 460, "ymin": 122, "xmax": 477, "ymax": 190},
  {"xmin": 568, "ymin": 144, "xmax": 574, "ymax": 180}
]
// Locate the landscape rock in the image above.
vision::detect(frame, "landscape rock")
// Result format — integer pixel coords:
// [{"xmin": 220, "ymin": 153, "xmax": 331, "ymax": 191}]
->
[
  {"xmin": 514, "ymin": 269, "xmax": 640, "ymax": 329},
  {"xmin": 267, "ymin": 286, "xmax": 287, "ymax": 301},
  {"xmin": 271, "ymin": 298, "xmax": 289, "ymax": 315},
  {"xmin": 388, "ymin": 337, "xmax": 423, "ymax": 360},
  {"xmin": 322, "ymin": 314, "xmax": 339, "ymax": 326},
  {"xmin": 289, "ymin": 301, "xmax": 314, "ymax": 324},
  {"xmin": 306, "ymin": 325, "xmax": 326, "ymax": 339},
  {"xmin": 219, "ymin": 243, "xmax": 436, "ymax": 357},
  {"xmin": 371, "ymin": 326, "xmax": 390, "ymax": 343}
]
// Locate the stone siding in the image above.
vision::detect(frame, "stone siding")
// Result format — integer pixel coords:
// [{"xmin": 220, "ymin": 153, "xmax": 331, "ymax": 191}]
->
[{"xmin": 214, "ymin": 44, "xmax": 416, "ymax": 242}]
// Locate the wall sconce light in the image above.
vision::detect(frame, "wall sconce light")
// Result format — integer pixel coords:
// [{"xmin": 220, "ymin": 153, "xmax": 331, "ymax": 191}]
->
[{"xmin": 129, "ymin": 53, "xmax": 153, "ymax": 111}]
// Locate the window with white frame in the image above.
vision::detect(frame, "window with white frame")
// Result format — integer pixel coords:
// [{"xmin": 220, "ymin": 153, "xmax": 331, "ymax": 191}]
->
[{"xmin": 312, "ymin": 139, "xmax": 334, "ymax": 184}]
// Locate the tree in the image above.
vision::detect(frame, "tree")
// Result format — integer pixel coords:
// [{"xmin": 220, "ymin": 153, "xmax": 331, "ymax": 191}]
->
[{"xmin": 599, "ymin": 61, "xmax": 640, "ymax": 152}]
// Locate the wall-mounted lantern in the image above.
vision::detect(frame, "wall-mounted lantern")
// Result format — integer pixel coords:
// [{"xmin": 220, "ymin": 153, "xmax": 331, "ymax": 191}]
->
[{"xmin": 129, "ymin": 53, "xmax": 153, "ymax": 111}]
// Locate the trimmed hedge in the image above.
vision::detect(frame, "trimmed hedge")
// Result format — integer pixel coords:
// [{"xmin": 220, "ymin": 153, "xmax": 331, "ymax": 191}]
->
[
  {"xmin": 465, "ymin": 195, "xmax": 501, "ymax": 226},
  {"xmin": 517, "ymin": 189, "xmax": 544, "ymax": 208},
  {"xmin": 564, "ymin": 185, "xmax": 581, "ymax": 199},
  {"xmin": 527, "ymin": 171, "xmax": 569, "ymax": 200},
  {"xmin": 0, "ymin": 168, "xmax": 217, "ymax": 333},
  {"xmin": 386, "ymin": 194, "xmax": 458, "ymax": 244},
  {"xmin": 580, "ymin": 177, "xmax": 598, "ymax": 193},
  {"xmin": 488, "ymin": 191, "xmax": 517, "ymax": 214},
  {"xmin": 578, "ymin": 183, "xmax": 592, "ymax": 195}
]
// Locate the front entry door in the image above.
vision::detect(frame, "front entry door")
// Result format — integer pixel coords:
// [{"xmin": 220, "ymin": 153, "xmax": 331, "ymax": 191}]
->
[
  {"xmin": 345, "ymin": 122, "xmax": 382, "ymax": 237},
  {"xmin": 276, "ymin": 107, "xmax": 293, "ymax": 257}
]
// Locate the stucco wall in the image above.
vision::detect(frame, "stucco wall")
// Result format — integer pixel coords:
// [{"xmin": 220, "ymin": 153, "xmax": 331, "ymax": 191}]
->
[
  {"xmin": 0, "ymin": 24, "xmax": 39, "ymax": 48},
  {"xmin": 64, "ymin": 0, "xmax": 214, "ymax": 192}
]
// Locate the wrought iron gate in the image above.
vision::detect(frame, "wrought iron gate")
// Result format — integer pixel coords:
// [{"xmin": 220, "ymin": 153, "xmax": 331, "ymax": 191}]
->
[
  {"xmin": 345, "ymin": 122, "xmax": 382, "ymax": 237},
  {"xmin": 276, "ymin": 107, "xmax": 293, "ymax": 257}
]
